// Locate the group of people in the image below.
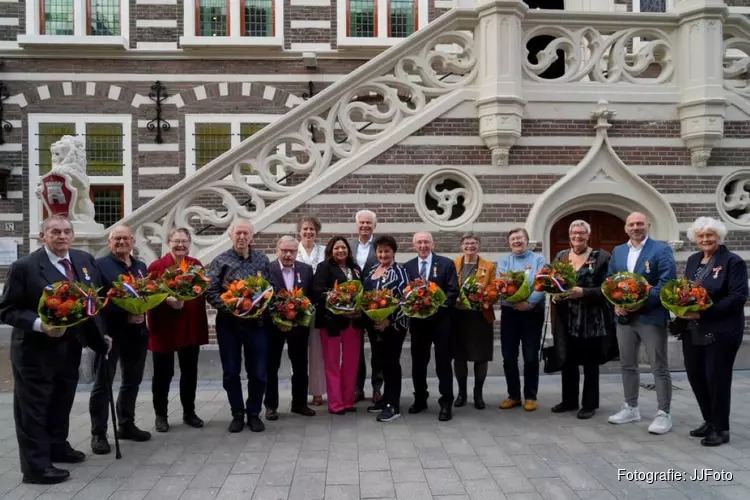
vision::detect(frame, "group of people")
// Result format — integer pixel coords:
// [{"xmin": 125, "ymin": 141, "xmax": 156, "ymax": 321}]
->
[{"xmin": 0, "ymin": 208, "xmax": 746, "ymax": 485}]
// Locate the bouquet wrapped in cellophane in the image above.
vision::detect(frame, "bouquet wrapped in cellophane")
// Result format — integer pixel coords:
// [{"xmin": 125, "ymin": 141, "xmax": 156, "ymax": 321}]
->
[
  {"xmin": 220, "ymin": 276, "xmax": 274, "ymax": 319},
  {"xmin": 660, "ymin": 278, "xmax": 712, "ymax": 317},
  {"xmin": 107, "ymin": 273, "xmax": 169, "ymax": 315},
  {"xmin": 495, "ymin": 270, "xmax": 532, "ymax": 303},
  {"xmin": 534, "ymin": 262, "xmax": 577, "ymax": 297},
  {"xmin": 401, "ymin": 279, "xmax": 447, "ymax": 318},
  {"xmin": 325, "ymin": 280, "xmax": 363, "ymax": 316},
  {"xmin": 361, "ymin": 288, "xmax": 400, "ymax": 322},
  {"xmin": 601, "ymin": 272, "xmax": 651, "ymax": 310},
  {"xmin": 38, "ymin": 281, "xmax": 106, "ymax": 328},
  {"xmin": 269, "ymin": 287, "xmax": 313, "ymax": 328},
  {"xmin": 161, "ymin": 259, "xmax": 210, "ymax": 301},
  {"xmin": 457, "ymin": 275, "xmax": 501, "ymax": 311}
]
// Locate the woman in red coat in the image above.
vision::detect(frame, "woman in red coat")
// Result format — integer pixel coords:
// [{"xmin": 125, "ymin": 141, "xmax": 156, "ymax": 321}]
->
[{"xmin": 147, "ymin": 228, "xmax": 209, "ymax": 432}]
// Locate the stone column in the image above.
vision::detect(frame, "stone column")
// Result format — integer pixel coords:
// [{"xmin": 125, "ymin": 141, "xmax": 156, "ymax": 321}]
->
[
  {"xmin": 674, "ymin": 0, "xmax": 728, "ymax": 167},
  {"xmin": 474, "ymin": 0, "xmax": 528, "ymax": 166}
]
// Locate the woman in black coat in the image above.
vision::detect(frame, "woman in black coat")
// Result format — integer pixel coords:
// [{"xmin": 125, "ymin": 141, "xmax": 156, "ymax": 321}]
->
[
  {"xmin": 677, "ymin": 217, "xmax": 748, "ymax": 447},
  {"xmin": 312, "ymin": 236, "xmax": 363, "ymax": 415}
]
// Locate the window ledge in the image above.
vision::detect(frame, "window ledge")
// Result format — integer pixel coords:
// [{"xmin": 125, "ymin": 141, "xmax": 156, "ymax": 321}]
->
[
  {"xmin": 336, "ymin": 37, "xmax": 409, "ymax": 49},
  {"xmin": 17, "ymin": 35, "xmax": 128, "ymax": 49},
  {"xmin": 179, "ymin": 36, "xmax": 283, "ymax": 49}
]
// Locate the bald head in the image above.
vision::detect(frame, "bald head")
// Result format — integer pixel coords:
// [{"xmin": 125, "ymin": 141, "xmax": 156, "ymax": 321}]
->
[{"xmin": 625, "ymin": 212, "xmax": 649, "ymax": 243}]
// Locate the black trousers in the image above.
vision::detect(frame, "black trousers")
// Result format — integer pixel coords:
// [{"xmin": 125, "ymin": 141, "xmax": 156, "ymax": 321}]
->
[
  {"xmin": 357, "ymin": 330, "xmax": 384, "ymax": 394},
  {"xmin": 89, "ymin": 331, "xmax": 148, "ymax": 435},
  {"xmin": 682, "ymin": 332, "xmax": 742, "ymax": 432},
  {"xmin": 411, "ymin": 311, "xmax": 454, "ymax": 405},
  {"xmin": 264, "ymin": 326, "xmax": 310, "ymax": 409},
  {"xmin": 500, "ymin": 307, "xmax": 544, "ymax": 400},
  {"xmin": 370, "ymin": 327, "xmax": 407, "ymax": 411},
  {"xmin": 152, "ymin": 345, "xmax": 200, "ymax": 417},
  {"xmin": 561, "ymin": 363, "xmax": 599, "ymax": 410},
  {"xmin": 11, "ymin": 333, "xmax": 81, "ymax": 475}
]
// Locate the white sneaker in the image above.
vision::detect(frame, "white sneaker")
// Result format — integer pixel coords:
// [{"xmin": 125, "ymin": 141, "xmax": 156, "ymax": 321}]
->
[
  {"xmin": 608, "ymin": 404, "xmax": 641, "ymax": 424},
  {"xmin": 648, "ymin": 410, "xmax": 672, "ymax": 435}
]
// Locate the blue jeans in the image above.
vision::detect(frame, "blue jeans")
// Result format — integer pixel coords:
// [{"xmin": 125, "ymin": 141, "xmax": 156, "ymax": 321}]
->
[
  {"xmin": 216, "ymin": 315, "xmax": 268, "ymax": 416},
  {"xmin": 500, "ymin": 306, "xmax": 544, "ymax": 400}
]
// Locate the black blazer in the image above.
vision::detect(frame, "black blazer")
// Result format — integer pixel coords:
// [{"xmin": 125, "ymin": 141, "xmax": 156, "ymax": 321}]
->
[
  {"xmin": 0, "ymin": 247, "xmax": 109, "ymax": 353},
  {"xmin": 403, "ymin": 253, "xmax": 459, "ymax": 321},
  {"xmin": 266, "ymin": 260, "xmax": 314, "ymax": 298},
  {"xmin": 312, "ymin": 259, "xmax": 362, "ymax": 335},
  {"xmin": 684, "ymin": 245, "xmax": 748, "ymax": 338}
]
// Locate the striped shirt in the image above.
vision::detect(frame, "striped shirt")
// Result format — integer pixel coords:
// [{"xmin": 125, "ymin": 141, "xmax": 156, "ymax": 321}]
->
[{"xmin": 363, "ymin": 263, "xmax": 410, "ymax": 332}]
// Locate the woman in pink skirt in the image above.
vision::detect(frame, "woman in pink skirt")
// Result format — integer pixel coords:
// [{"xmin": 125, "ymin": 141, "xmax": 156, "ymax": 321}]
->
[{"xmin": 312, "ymin": 236, "xmax": 363, "ymax": 414}]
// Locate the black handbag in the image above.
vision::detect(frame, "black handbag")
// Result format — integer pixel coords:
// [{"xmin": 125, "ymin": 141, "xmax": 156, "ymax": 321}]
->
[{"xmin": 540, "ymin": 309, "xmax": 564, "ymax": 374}]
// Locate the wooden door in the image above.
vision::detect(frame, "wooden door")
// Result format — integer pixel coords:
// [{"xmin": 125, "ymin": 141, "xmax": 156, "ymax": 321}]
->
[{"xmin": 549, "ymin": 211, "xmax": 628, "ymax": 257}]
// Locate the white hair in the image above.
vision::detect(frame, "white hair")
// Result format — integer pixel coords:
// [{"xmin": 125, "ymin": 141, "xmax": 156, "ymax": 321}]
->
[
  {"xmin": 229, "ymin": 218, "xmax": 253, "ymax": 234},
  {"xmin": 277, "ymin": 235, "xmax": 299, "ymax": 248},
  {"xmin": 687, "ymin": 217, "xmax": 727, "ymax": 244},
  {"xmin": 569, "ymin": 219, "xmax": 591, "ymax": 234},
  {"xmin": 108, "ymin": 224, "xmax": 133, "ymax": 240},
  {"xmin": 40, "ymin": 215, "xmax": 73, "ymax": 233},
  {"xmin": 355, "ymin": 210, "xmax": 377, "ymax": 226}
]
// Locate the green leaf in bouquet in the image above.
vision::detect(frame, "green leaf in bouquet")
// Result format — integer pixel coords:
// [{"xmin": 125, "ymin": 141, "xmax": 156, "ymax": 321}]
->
[
  {"xmin": 505, "ymin": 277, "xmax": 531, "ymax": 304},
  {"xmin": 111, "ymin": 293, "xmax": 169, "ymax": 315},
  {"xmin": 363, "ymin": 305, "xmax": 399, "ymax": 322}
]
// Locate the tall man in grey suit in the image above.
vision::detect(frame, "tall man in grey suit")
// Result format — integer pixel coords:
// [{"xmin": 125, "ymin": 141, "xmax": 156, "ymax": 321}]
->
[
  {"xmin": 0, "ymin": 216, "xmax": 110, "ymax": 484},
  {"xmin": 607, "ymin": 212, "xmax": 677, "ymax": 435},
  {"xmin": 348, "ymin": 210, "xmax": 383, "ymax": 403}
]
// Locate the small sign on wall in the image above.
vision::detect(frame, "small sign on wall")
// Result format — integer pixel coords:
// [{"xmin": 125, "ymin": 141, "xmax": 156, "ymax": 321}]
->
[{"xmin": 0, "ymin": 238, "xmax": 18, "ymax": 266}]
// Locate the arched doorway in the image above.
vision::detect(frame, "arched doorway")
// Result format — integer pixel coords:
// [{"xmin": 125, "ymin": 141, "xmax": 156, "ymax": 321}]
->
[{"xmin": 549, "ymin": 211, "xmax": 628, "ymax": 257}]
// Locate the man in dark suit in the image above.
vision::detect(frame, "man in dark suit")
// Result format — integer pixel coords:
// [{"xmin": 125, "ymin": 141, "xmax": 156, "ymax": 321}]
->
[
  {"xmin": 404, "ymin": 231, "xmax": 459, "ymax": 421},
  {"xmin": 264, "ymin": 236, "xmax": 316, "ymax": 419},
  {"xmin": 348, "ymin": 210, "xmax": 382, "ymax": 403},
  {"xmin": 0, "ymin": 215, "xmax": 109, "ymax": 484}
]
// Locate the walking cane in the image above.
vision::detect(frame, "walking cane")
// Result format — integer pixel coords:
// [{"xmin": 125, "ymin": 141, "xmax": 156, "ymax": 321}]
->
[{"xmin": 100, "ymin": 353, "xmax": 122, "ymax": 459}]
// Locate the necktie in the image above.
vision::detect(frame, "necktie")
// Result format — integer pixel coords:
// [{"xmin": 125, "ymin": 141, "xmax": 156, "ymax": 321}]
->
[
  {"xmin": 60, "ymin": 258, "xmax": 76, "ymax": 281},
  {"xmin": 420, "ymin": 260, "xmax": 428, "ymax": 281}
]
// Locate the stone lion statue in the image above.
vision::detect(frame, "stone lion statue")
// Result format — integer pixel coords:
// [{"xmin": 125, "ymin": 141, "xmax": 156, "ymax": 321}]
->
[{"xmin": 36, "ymin": 135, "xmax": 97, "ymax": 222}]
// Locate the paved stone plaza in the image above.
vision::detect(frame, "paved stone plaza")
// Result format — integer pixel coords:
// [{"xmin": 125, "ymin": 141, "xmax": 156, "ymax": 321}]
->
[{"xmin": 1, "ymin": 372, "xmax": 750, "ymax": 500}]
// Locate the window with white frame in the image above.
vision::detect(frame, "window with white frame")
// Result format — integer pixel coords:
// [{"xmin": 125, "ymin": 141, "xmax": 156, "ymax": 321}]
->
[
  {"xmin": 180, "ymin": 0, "xmax": 283, "ymax": 48},
  {"xmin": 28, "ymin": 114, "xmax": 133, "ymax": 246},
  {"xmin": 20, "ymin": 0, "xmax": 128, "ymax": 46},
  {"xmin": 338, "ymin": 0, "xmax": 429, "ymax": 47},
  {"xmin": 184, "ymin": 115, "xmax": 287, "ymax": 186}
]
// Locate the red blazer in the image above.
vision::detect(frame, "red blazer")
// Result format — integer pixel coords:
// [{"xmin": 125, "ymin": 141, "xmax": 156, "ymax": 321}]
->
[{"xmin": 147, "ymin": 254, "xmax": 209, "ymax": 352}]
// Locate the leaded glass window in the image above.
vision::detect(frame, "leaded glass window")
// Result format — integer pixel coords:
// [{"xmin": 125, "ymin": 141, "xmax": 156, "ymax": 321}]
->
[
  {"xmin": 89, "ymin": 0, "xmax": 121, "ymax": 36},
  {"xmin": 639, "ymin": 0, "xmax": 666, "ymax": 12},
  {"xmin": 91, "ymin": 186, "xmax": 124, "ymax": 228},
  {"xmin": 389, "ymin": 0, "xmax": 414, "ymax": 38},
  {"xmin": 243, "ymin": 0, "xmax": 273, "ymax": 36},
  {"xmin": 86, "ymin": 124, "xmax": 124, "ymax": 176},
  {"xmin": 195, "ymin": 124, "xmax": 232, "ymax": 168},
  {"xmin": 349, "ymin": 0, "xmax": 375, "ymax": 37},
  {"xmin": 198, "ymin": 0, "xmax": 229, "ymax": 36},
  {"xmin": 42, "ymin": 0, "xmax": 74, "ymax": 35},
  {"xmin": 38, "ymin": 123, "xmax": 76, "ymax": 175}
]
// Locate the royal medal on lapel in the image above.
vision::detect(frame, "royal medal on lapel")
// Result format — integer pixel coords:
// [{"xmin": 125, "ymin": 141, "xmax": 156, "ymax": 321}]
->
[
  {"xmin": 433, "ymin": 265, "xmax": 438, "ymax": 279},
  {"xmin": 713, "ymin": 266, "xmax": 723, "ymax": 279},
  {"xmin": 296, "ymin": 272, "xmax": 301, "ymax": 284},
  {"xmin": 257, "ymin": 270, "xmax": 262, "ymax": 277},
  {"xmin": 82, "ymin": 267, "xmax": 91, "ymax": 281},
  {"xmin": 644, "ymin": 260, "xmax": 651, "ymax": 274},
  {"xmin": 481, "ymin": 267, "xmax": 487, "ymax": 277},
  {"xmin": 586, "ymin": 259, "xmax": 595, "ymax": 271}
]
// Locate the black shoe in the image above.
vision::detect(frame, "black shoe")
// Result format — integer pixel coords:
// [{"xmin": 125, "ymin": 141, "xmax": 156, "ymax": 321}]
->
[
  {"xmin": 265, "ymin": 408, "xmax": 279, "ymax": 421},
  {"xmin": 368, "ymin": 402, "xmax": 385, "ymax": 414},
  {"xmin": 183, "ymin": 413, "xmax": 204, "ymax": 428},
  {"xmin": 438, "ymin": 404, "xmax": 452, "ymax": 422},
  {"xmin": 22, "ymin": 466, "xmax": 70, "ymax": 485},
  {"xmin": 229, "ymin": 413, "xmax": 245, "ymax": 433},
  {"xmin": 701, "ymin": 430, "xmax": 730, "ymax": 447},
  {"xmin": 117, "ymin": 425, "xmax": 152, "ymax": 442},
  {"xmin": 248, "ymin": 415, "xmax": 266, "ymax": 432},
  {"xmin": 344, "ymin": 407, "xmax": 357, "ymax": 413},
  {"xmin": 155, "ymin": 415, "xmax": 169, "ymax": 433},
  {"xmin": 408, "ymin": 401, "xmax": 428, "ymax": 414},
  {"xmin": 51, "ymin": 444, "xmax": 86, "ymax": 464},
  {"xmin": 354, "ymin": 389, "xmax": 365, "ymax": 403},
  {"xmin": 291, "ymin": 405, "xmax": 316, "ymax": 417},
  {"xmin": 551, "ymin": 403, "xmax": 578, "ymax": 414},
  {"xmin": 577, "ymin": 409, "xmax": 596, "ymax": 420},
  {"xmin": 454, "ymin": 393, "xmax": 467, "ymax": 408},
  {"xmin": 473, "ymin": 389, "xmax": 485, "ymax": 410},
  {"xmin": 376, "ymin": 405, "xmax": 401, "ymax": 422},
  {"xmin": 329, "ymin": 409, "xmax": 346, "ymax": 415},
  {"xmin": 91, "ymin": 435, "xmax": 111, "ymax": 455},
  {"xmin": 690, "ymin": 422, "xmax": 712, "ymax": 438}
]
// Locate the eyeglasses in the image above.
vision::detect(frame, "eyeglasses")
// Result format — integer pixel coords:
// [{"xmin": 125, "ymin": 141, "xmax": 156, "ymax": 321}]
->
[
  {"xmin": 111, "ymin": 236, "xmax": 133, "ymax": 242},
  {"xmin": 278, "ymin": 249, "xmax": 297, "ymax": 254},
  {"xmin": 170, "ymin": 240, "xmax": 190, "ymax": 245}
]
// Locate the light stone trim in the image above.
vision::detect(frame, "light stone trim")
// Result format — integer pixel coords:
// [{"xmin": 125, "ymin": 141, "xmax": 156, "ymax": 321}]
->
[
  {"xmin": 193, "ymin": 85, "xmax": 207, "ymax": 101},
  {"xmin": 62, "ymin": 82, "xmax": 72, "ymax": 95},
  {"xmin": 86, "ymin": 82, "xmax": 95, "ymax": 95},
  {"xmin": 36, "ymin": 85, "xmax": 50, "ymax": 100},
  {"xmin": 108, "ymin": 85, "xmax": 121, "ymax": 101}
]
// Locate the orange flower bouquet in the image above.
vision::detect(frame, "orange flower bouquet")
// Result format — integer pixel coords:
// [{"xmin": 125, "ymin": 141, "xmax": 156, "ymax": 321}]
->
[
  {"xmin": 495, "ymin": 270, "xmax": 532, "ymax": 303},
  {"xmin": 107, "ymin": 273, "xmax": 169, "ymax": 314},
  {"xmin": 220, "ymin": 276, "xmax": 274, "ymax": 319},
  {"xmin": 269, "ymin": 287, "xmax": 313, "ymax": 328},
  {"xmin": 601, "ymin": 272, "xmax": 651, "ymax": 310},
  {"xmin": 534, "ymin": 262, "xmax": 577, "ymax": 296},
  {"xmin": 361, "ymin": 288, "xmax": 400, "ymax": 322},
  {"xmin": 38, "ymin": 281, "xmax": 106, "ymax": 328},
  {"xmin": 457, "ymin": 275, "xmax": 501, "ymax": 311},
  {"xmin": 326, "ymin": 280, "xmax": 363, "ymax": 316},
  {"xmin": 401, "ymin": 279, "xmax": 447, "ymax": 318},
  {"xmin": 161, "ymin": 259, "xmax": 210, "ymax": 301},
  {"xmin": 660, "ymin": 278, "xmax": 712, "ymax": 317}
]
